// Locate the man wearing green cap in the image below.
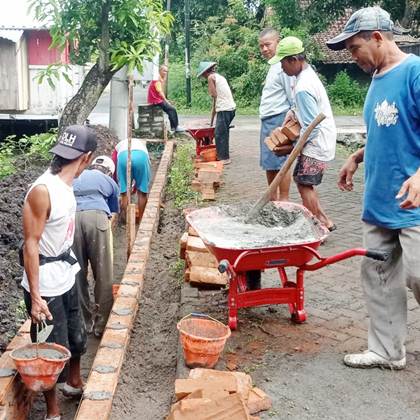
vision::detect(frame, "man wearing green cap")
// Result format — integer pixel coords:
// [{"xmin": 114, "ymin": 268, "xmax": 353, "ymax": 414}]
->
[
  {"xmin": 269, "ymin": 36, "xmax": 336, "ymax": 231},
  {"xmin": 197, "ymin": 61, "xmax": 236, "ymax": 164},
  {"xmin": 327, "ymin": 6, "xmax": 420, "ymax": 370}
]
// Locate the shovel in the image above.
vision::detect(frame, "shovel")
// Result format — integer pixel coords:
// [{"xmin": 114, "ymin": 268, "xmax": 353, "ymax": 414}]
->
[{"xmin": 245, "ymin": 113, "xmax": 326, "ymax": 223}]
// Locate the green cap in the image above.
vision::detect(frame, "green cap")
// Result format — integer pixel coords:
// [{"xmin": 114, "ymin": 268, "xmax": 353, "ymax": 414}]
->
[
  {"xmin": 197, "ymin": 61, "xmax": 216, "ymax": 78},
  {"xmin": 268, "ymin": 36, "xmax": 305, "ymax": 65}
]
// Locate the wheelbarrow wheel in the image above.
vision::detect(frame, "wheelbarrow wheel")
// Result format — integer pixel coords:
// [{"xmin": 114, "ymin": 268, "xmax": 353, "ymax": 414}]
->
[{"xmin": 291, "ymin": 310, "xmax": 307, "ymax": 324}]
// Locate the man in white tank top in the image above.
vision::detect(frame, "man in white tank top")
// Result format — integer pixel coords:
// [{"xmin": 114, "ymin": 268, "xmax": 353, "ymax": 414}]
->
[
  {"xmin": 22, "ymin": 125, "xmax": 97, "ymax": 419},
  {"xmin": 198, "ymin": 62, "xmax": 236, "ymax": 164}
]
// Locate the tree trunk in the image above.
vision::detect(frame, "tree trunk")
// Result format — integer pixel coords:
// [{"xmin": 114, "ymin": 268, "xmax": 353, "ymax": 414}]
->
[
  {"xmin": 401, "ymin": 0, "xmax": 417, "ymax": 29},
  {"xmin": 58, "ymin": 62, "xmax": 117, "ymax": 132},
  {"xmin": 58, "ymin": 0, "xmax": 113, "ymax": 133}
]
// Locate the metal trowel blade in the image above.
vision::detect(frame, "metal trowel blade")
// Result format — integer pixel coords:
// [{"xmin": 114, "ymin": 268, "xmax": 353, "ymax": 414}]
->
[{"xmin": 37, "ymin": 324, "xmax": 54, "ymax": 343}]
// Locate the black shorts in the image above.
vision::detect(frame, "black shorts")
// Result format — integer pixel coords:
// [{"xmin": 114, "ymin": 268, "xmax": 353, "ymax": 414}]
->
[{"xmin": 24, "ymin": 283, "xmax": 87, "ymax": 358}]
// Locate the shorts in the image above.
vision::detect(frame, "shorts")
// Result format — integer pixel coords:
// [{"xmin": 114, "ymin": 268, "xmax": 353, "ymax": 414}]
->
[
  {"xmin": 117, "ymin": 150, "xmax": 151, "ymax": 194},
  {"xmin": 24, "ymin": 283, "xmax": 87, "ymax": 358},
  {"xmin": 293, "ymin": 155, "xmax": 327, "ymax": 186},
  {"xmin": 260, "ymin": 112, "xmax": 288, "ymax": 170}
]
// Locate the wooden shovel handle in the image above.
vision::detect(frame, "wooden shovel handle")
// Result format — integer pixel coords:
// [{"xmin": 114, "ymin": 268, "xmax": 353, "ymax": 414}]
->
[{"xmin": 246, "ymin": 113, "xmax": 326, "ymax": 222}]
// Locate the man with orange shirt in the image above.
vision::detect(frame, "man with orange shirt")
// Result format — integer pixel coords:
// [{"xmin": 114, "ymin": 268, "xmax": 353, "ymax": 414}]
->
[{"xmin": 147, "ymin": 65, "xmax": 185, "ymax": 133}]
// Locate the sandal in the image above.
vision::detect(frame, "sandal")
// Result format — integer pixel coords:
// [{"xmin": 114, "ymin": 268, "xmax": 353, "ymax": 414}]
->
[
  {"xmin": 327, "ymin": 224, "xmax": 337, "ymax": 232},
  {"xmin": 61, "ymin": 382, "xmax": 84, "ymax": 398}
]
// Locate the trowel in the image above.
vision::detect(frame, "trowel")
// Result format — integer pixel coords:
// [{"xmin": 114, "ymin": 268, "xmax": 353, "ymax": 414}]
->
[{"xmin": 37, "ymin": 320, "xmax": 54, "ymax": 343}]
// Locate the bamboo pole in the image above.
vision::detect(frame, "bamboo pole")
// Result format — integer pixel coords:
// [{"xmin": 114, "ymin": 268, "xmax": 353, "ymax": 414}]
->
[{"xmin": 126, "ymin": 74, "xmax": 136, "ymax": 259}]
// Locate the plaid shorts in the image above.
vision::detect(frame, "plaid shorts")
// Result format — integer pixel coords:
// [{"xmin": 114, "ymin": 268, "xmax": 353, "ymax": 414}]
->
[{"xmin": 293, "ymin": 155, "xmax": 327, "ymax": 186}]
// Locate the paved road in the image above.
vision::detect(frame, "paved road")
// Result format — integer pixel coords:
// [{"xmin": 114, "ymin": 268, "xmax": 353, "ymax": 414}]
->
[{"xmin": 179, "ymin": 118, "xmax": 420, "ymax": 419}]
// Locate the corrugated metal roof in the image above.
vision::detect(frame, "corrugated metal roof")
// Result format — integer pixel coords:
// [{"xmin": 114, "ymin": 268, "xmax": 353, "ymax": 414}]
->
[{"xmin": 0, "ymin": 29, "xmax": 24, "ymax": 43}]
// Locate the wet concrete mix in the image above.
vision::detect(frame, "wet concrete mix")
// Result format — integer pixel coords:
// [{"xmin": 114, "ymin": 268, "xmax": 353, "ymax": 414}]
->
[
  {"xmin": 190, "ymin": 202, "xmax": 320, "ymax": 250},
  {"xmin": 12, "ymin": 347, "xmax": 67, "ymax": 360}
]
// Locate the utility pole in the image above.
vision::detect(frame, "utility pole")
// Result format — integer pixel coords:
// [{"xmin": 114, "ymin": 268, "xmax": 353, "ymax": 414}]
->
[
  {"xmin": 184, "ymin": 0, "xmax": 192, "ymax": 107},
  {"xmin": 163, "ymin": 0, "xmax": 171, "ymax": 96}
]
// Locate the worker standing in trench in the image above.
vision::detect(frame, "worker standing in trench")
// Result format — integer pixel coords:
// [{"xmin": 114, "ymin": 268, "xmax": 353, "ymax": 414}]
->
[
  {"xmin": 327, "ymin": 6, "xmax": 420, "ymax": 370},
  {"xmin": 72, "ymin": 155, "xmax": 120, "ymax": 339},
  {"xmin": 21, "ymin": 125, "xmax": 97, "ymax": 418},
  {"xmin": 112, "ymin": 138, "xmax": 151, "ymax": 222}
]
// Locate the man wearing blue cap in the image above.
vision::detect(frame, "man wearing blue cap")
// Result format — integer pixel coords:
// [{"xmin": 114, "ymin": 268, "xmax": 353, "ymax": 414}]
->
[
  {"xmin": 22, "ymin": 125, "xmax": 96, "ymax": 418},
  {"xmin": 328, "ymin": 6, "xmax": 420, "ymax": 370}
]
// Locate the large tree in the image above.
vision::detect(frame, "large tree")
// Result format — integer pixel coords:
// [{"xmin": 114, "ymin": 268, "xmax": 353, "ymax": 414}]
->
[
  {"xmin": 30, "ymin": 0, "xmax": 172, "ymax": 130},
  {"xmin": 265, "ymin": 0, "xmax": 419, "ymax": 34}
]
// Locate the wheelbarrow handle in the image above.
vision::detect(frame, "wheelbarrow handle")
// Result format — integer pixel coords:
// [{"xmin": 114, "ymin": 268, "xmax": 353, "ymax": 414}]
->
[{"xmin": 365, "ymin": 249, "xmax": 390, "ymax": 261}]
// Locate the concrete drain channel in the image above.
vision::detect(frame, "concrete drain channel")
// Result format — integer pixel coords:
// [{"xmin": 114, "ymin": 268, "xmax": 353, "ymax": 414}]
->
[{"xmin": 0, "ymin": 141, "xmax": 174, "ymax": 419}]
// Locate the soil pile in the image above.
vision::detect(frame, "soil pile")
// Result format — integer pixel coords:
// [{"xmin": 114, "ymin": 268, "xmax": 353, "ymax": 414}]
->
[{"xmin": 89, "ymin": 124, "xmax": 119, "ymax": 156}]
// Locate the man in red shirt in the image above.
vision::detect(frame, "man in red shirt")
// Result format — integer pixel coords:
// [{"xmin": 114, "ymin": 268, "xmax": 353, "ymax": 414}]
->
[{"xmin": 147, "ymin": 65, "xmax": 185, "ymax": 133}]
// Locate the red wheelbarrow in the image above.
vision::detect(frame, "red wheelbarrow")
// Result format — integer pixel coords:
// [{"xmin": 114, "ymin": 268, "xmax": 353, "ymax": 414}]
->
[
  {"xmin": 186, "ymin": 127, "xmax": 216, "ymax": 157},
  {"xmin": 187, "ymin": 202, "xmax": 388, "ymax": 330}
]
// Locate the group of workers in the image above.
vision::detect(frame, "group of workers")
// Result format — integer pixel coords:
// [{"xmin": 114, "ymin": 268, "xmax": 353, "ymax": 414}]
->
[
  {"xmin": 21, "ymin": 127, "xmax": 151, "ymax": 418},
  {"xmin": 19, "ymin": 5, "xmax": 419, "ymax": 419}
]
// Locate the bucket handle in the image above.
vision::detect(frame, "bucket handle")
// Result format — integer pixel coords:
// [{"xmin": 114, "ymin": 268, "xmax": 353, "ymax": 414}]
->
[{"xmin": 180, "ymin": 312, "xmax": 227, "ymax": 327}]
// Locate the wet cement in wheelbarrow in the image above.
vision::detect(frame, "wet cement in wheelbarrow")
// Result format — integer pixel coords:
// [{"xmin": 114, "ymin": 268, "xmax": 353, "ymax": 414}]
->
[
  {"xmin": 192, "ymin": 202, "xmax": 318, "ymax": 249},
  {"xmin": 12, "ymin": 347, "xmax": 67, "ymax": 360}
]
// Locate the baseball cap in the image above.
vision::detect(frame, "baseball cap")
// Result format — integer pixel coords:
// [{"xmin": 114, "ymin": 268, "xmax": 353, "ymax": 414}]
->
[
  {"xmin": 326, "ymin": 7, "xmax": 400, "ymax": 51},
  {"xmin": 50, "ymin": 125, "xmax": 97, "ymax": 159},
  {"xmin": 92, "ymin": 155, "xmax": 115, "ymax": 175},
  {"xmin": 197, "ymin": 61, "xmax": 217, "ymax": 78},
  {"xmin": 268, "ymin": 37, "xmax": 305, "ymax": 65}
]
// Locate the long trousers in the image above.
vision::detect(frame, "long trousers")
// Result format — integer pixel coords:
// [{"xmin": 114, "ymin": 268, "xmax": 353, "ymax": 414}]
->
[
  {"xmin": 72, "ymin": 210, "xmax": 114, "ymax": 334},
  {"xmin": 157, "ymin": 101, "xmax": 179, "ymax": 130},
  {"xmin": 215, "ymin": 110, "xmax": 235, "ymax": 160},
  {"xmin": 361, "ymin": 222, "xmax": 420, "ymax": 360}
]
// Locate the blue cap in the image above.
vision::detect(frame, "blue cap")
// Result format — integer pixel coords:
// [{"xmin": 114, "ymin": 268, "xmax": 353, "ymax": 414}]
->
[{"xmin": 326, "ymin": 7, "xmax": 400, "ymax": 51}]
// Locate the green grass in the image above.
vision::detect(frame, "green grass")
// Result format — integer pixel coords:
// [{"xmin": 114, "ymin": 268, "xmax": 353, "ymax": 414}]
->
[{"xmin": 167, "ymin": 141, "xmax": 200, "ymax": 208}]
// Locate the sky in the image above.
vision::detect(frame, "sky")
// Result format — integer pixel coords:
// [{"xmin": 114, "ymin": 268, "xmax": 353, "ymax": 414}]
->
[{"xmin": 0, "ymin": 0, "xmax": 41, "ymax": 28}]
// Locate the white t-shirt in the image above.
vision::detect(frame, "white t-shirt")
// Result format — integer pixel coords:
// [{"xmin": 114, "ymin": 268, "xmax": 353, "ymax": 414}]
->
[
  {"xmin": 259, "ymin": 62, "xmax": 293, "ymax": 119},
  {"xmin": 214, "ymin": 74, "xmax": 236, "ymax": 112},
  {"xmin": 21, "ymin": 170, "xmax": 80, "ymax": 297},
  {"xmin": 115, "ymin": 139, "xmax": 149, "ymax": 157},
  {"xmin": 294, "ymin": 65, "xmax": 336, "ymax": 162}
]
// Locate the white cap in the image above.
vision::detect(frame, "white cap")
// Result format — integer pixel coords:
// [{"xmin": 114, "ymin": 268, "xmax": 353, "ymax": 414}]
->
[{"xmin": 92, "ymin": 155, "xmax": 115, "ymax": 175}]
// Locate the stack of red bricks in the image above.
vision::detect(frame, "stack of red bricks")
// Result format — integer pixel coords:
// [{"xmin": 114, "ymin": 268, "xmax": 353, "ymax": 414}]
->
[
  {"xmin": 191, "ymin": 160, "xmax": 224, "ymax": 201},
  {"xmin": 180, "ymin": 224, "xmax": 228, "ymax": 287},
  {"xmin": 167, "ymin": 368, "xmax": 272, "ymax": 419},
  {"xmin": 264, "ymin": 120, "xmax": 301, "ymax": 153}
]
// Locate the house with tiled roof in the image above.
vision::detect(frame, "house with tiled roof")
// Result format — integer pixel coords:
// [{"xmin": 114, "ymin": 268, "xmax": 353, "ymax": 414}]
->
[{"xmin": 313, "ymin": 8, "xmax": 420, "ymax": 65}]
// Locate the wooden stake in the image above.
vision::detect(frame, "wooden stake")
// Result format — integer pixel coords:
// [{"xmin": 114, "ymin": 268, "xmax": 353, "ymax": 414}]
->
[{"xmin": 126, "ymin": 74, "xmax": 135, "ymax": 259}]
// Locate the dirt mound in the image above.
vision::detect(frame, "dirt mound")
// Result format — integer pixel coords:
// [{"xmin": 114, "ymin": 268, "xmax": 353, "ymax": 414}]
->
[{"xmin": 89, "ymin": 125, "xmax": 119, "ymax": 156}]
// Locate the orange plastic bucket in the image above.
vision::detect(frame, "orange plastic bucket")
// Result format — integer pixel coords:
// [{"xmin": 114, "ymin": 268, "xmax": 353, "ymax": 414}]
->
[
  {"xmin": 10, "ymin": 343, "xmax": 71, "ymax": 392},
  {"xmin": 177, "ymin": 313, "xmax": 231, "ymax": 368}
]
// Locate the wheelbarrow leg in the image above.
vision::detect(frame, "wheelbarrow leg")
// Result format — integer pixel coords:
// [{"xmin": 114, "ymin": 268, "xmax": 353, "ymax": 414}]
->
[
  {"xmin": 278, "ymin": 267, "xmax": 300, "ymax": 320},
  {"xmin": 291, "ymin": 268, "xmax": 306, "ymax": 323},
  {"xmin": 228, "ymin": 273, "xmax": 239, "ymax": 330}
]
